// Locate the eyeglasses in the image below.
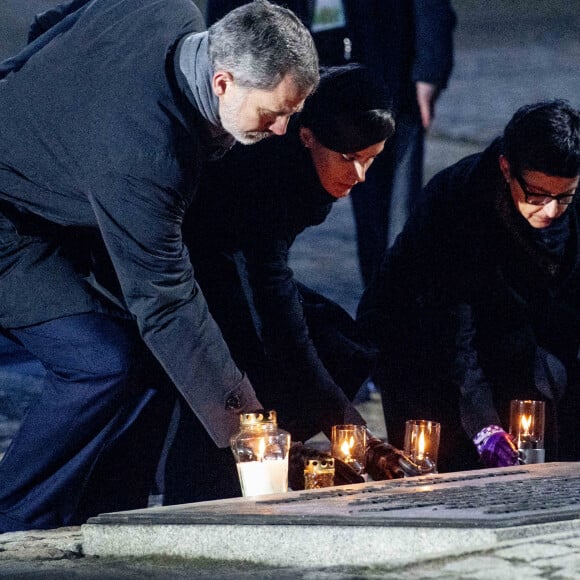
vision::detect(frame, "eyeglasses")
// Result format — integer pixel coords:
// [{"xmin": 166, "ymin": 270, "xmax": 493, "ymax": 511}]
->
[{"xmin": 515, "ymin": 175, "xmax": 576, "ymax": 206}]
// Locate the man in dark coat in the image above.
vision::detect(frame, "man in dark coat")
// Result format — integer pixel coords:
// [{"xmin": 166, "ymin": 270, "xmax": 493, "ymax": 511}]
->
[
  {"xmin": 0, "ymin": 0, "xmax": 318, "ymax": 531},
  {"xmin": 164, "ymin": 65, "xmax": 411, "ymax": 504},
  {"xmin": 358, "ymin": 100, "xmax": 580, "ymax": 472}
]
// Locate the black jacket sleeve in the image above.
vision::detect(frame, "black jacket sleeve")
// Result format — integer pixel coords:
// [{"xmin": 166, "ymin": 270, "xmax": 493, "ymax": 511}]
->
[
  {"xmin": 0, "ymin": 0, "xmax": 90, "ymax": 80},
  {"xmin": 412, "ymin": 0, "xmax": 456, "ymax": 89},
  {"xmin": 453, "ymin": 303, "xmax": 502, "ymax": 438},
  {"xmin": 87, "ymin": 163, "xmax": 261, "ymax": 448},
  {"xmin": 244, "ymin": 237, "xmax": 364, "ymax": 439}
]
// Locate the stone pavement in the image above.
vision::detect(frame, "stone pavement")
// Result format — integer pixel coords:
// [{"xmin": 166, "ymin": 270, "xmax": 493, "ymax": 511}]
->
[{"xmin": 0, "ymin": 1, "xmax": 579, "ymax": 578}]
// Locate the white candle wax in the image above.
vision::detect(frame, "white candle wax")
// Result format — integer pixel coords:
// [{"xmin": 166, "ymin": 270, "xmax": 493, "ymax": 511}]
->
[{"xmin": 236, "ymin": 459, "xmax": 288, "ymax": 497}]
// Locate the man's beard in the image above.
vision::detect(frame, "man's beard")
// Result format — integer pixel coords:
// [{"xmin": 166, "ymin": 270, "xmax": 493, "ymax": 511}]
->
[
  {"xmin": 219, "ymin": 95, "xmax": 273, "ymax": 145},
  {"xmin": 235, "ymin": 131, "xmax": 273, "ymax": 145}
]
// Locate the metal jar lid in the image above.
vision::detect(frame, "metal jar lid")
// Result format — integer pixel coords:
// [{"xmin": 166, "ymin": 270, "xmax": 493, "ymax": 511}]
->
[
  {"xmin": 239, "ymin": 409, "xmax": 277, "ymax": 426},
  {"xmin": 304, "ymin": 457, "xmax": 335, "ymax": 474}
]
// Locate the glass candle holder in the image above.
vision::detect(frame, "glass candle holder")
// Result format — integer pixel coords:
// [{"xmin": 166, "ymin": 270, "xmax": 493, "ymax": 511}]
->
[
  {"xmin": 304, "ymin": 457, "xmax": 335, "ymax": 490},
  {"xmin": 509, "ymin": 399, "xmax": 545, "ymax": 464},
  {"xmin": 404, "ymin": 419, "xmax": 440, "ymax": 474},
  {"xmin": 230, "ymin": 410, "xmax": 291, "ymax": 497},
  {"xmin": 330, "ymin": 424, "xmax": 367, "ymax": 474}
]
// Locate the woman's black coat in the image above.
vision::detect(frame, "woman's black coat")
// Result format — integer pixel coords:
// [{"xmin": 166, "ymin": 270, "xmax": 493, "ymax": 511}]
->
[{"xmin": 358, "ymin": 139, "xmax": 580, "ymax": 470}]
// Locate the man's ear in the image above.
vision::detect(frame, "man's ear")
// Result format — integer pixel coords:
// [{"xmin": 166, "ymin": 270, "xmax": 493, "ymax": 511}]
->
[
  {"xmin": 212, "ymin": 70, "xmax": 233, "ymax": 97},
  {"xmin": 498, "ymin": 154, "xmax": 511, "ymax": 182},
  {"xmin": 299, "ymin": 127, "xmax": 315, "ymax": 148}
]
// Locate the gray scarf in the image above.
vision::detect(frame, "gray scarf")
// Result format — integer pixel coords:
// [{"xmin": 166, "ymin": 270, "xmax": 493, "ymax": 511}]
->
[{"xmin": 177, "ymin": 32, "xmax": 235, "ymax": 157}]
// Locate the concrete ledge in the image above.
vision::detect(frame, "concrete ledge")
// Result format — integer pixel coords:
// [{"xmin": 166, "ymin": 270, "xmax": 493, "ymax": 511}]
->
[
  {"xmin": 83, "ymin": 463, "xmax": 580, "ymax": 568},
  {"xmin": 82, "ymin": 519, "xmax": 580, "ymax": 568}
]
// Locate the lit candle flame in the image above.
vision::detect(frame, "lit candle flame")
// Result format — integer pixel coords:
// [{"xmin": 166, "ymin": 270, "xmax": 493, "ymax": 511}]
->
[
  {"xmin": 417, "ymin": 430, "xmax": 426, "ymax": 460},
  {"xmin": 520, "ymin": 414, "xmax": 532, "ymax": 437},
  {"xmin": 340, "ymin": 436, "xmax": 354, "ymax": 460}
]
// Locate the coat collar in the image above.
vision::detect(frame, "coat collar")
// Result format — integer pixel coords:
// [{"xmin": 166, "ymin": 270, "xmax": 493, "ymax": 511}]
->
[{"xmin": 174, "ymin": 32, "xmax": 235, "ymax": 157}]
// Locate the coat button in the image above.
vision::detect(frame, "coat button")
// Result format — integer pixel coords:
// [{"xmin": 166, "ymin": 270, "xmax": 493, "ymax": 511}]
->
[{"xmin": 225, "ymin": 393, "xmax": 242, "ymax": 410}]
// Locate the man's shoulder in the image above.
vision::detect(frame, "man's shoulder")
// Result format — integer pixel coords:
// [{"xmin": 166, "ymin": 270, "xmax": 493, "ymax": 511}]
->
[{"xmin": 87, "ymin": 0, "xmax": 203, "ymax": 29}]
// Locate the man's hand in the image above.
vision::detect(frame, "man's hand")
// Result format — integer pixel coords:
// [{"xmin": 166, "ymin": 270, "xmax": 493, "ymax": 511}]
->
[
  {"xmin": 474, "ymin": 425, "xmax": 520, "ymax": 468},
  {"xmin": 416, "ymin": 81, "xmax": 440, "ymax": 130},
  {"xmin": 288, "ymin": 442, "xmax": 364, "ymax": 490}
]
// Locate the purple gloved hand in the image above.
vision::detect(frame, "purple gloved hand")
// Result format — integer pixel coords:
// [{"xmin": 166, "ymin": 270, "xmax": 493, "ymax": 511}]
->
[{"xmin": 474, "ymin": 425, "xmax": 520, "ymax": 468}]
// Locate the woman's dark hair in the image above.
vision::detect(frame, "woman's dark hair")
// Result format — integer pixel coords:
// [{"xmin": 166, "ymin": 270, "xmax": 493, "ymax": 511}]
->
[
  {"xmin": 503, "ymin": 99, "xmax": 580, "ymax": 177},
  {"xmin": 299, "ymin": 64, "xmax": 395, "ymax": 153}
]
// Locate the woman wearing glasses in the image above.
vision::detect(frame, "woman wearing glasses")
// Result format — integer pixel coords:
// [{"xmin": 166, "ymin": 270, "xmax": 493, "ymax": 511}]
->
[{"xmin": 358, "ymin": 100, "xmax": 580, "ymax": 472}]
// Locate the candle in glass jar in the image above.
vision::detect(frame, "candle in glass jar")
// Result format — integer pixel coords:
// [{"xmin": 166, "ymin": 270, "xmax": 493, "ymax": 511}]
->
[
  {"xmin": 331, "ymin": 424, "xmax": 366, "ymax": 474},
  {"xmin": 230, "ymin": 410, "xmax": 291, "ymax": 496},
  {"xmin": 304, "ymin": 457, "xmax": 335, "ymax": 490},
  {"xmin": 509, "ymin": 400, "xmax": 545, "ymax": 464},
  {"xmin": 236, "ymin": 459, "xmax": 289, "ymax": 496},
  {"xmin": 404, "ymin": 419, "xmax": 440, "ymax": 474}
]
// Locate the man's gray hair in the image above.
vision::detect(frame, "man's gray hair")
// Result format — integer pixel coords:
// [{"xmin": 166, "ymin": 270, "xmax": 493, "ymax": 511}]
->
[{"xmin": 208, "ymin": 0, "xmax": 319, "ymax": 94}]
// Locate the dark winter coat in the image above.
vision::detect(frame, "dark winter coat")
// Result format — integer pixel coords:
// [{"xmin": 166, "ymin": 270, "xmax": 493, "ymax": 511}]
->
[
  {"xmin": 0, "ymin": 0, "xmax": 259, "ymax": 447},
  {"xmin": 185, "ymin": 122, "xmax": 369, "ymax": 439},
  {"xmin": 358, "ymin": 139, "xmax": 580, "ymax": 467}
]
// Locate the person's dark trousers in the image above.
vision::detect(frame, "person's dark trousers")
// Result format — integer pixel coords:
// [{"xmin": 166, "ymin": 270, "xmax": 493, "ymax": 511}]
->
[
  {"xmin": 163, "ymin": 397, "xmax": 241, "ymax": 505},
  {"xmin": 0, "ymin": 313, "xmax": 175, "ymax": 532},
  {"xmin": 351, "ymin": 110, "xmax": 424, "ymax": 287}
]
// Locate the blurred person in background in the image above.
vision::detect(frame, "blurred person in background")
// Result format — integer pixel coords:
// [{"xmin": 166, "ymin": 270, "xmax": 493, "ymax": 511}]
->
[
  {"xmin": 206, "ymin": 0, "xmax": 353, "ymax": 67},
  {"xmin": 348, "ymin": 0, "xmax": 456, "ymax": 288}
]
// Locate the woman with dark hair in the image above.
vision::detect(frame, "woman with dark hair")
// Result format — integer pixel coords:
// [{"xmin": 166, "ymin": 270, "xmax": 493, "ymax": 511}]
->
[
  {"xmin": 164, "ymin": 64, "xmax": 406, "ymax": 504},
  {"xmin": 358, "ymin": 100, "xmax": 580, "ymax": 473}
]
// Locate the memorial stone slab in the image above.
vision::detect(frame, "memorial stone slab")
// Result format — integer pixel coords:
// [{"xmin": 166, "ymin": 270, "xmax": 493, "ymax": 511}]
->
[{"xmin": 83, "ymin": 462, "xmax": 580, "ymax": 567}]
